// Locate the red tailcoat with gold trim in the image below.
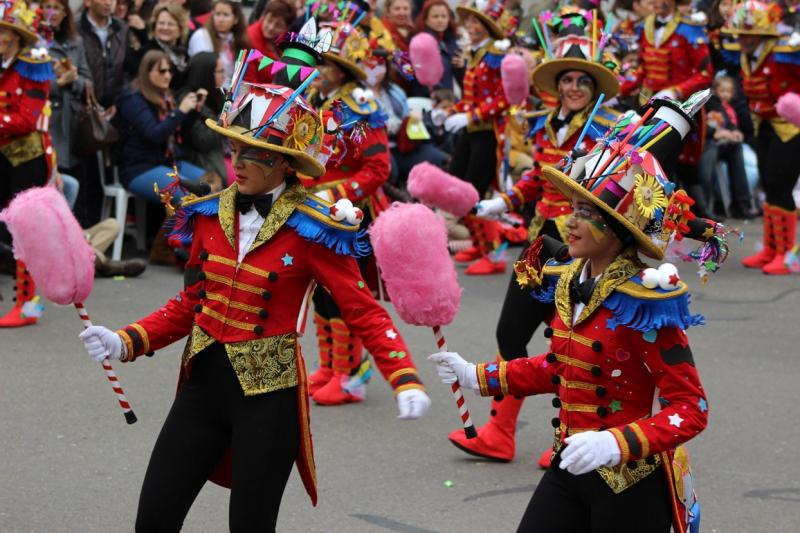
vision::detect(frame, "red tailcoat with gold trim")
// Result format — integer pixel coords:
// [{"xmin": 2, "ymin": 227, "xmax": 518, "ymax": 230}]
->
[{"xmin": 116, "ymin": 184, "xmax": 424, "ymax": 505}]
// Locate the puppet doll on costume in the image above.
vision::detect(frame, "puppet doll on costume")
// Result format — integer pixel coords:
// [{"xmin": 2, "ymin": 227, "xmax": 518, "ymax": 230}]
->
[
  {"xmin": 721, "ymin": 1, "xmax": 800, "ymax": 275},
  {"xmin": 301, "ymin": 13, "xmax": 398, "ymax": 406},
  {"xmin": 78, "ymin": 39, "xmax": 430, "ymax": 529},
  {"xmin": 431, "ymin": 91, "xmax": 716, "ymax": 533},
  {"xmin": 0, "ymin": 0, "xmax": 54, "ymax": 328},
  {"xmin": 448, "ymin": 6, "xmax": 624, "ymax": 467},
  {"xmin": 447, "ymin": 0, "xmax": 516, "ymax": 276}
]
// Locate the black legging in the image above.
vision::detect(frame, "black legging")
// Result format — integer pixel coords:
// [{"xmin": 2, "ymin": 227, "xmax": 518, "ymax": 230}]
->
[
  {"xmin": 517, "ymin": 453, "xmax": 672, "ymax": 533},
  {"xmin": 135, "ymin": 343, "xmax": 299, "ymax": 532},
  {"xmin": 495, "ymin": 220, "xmax": 561, "ymax": 360},
  {"xmin": 448, "ymin": 129, "xmax": 498, "ymax": 198},
  {"xmin": 0, "ymin": 154, "xmax": 48, "ymax": 245},
  {"xmin": 754, "ymin": 122, "xmax": 800, "ymax": 211}
]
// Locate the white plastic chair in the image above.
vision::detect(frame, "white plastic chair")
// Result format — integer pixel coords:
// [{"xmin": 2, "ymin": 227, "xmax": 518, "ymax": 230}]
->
[{"xmin": 98, "ymin": 151, "xmax": 147, "ymax": 261}]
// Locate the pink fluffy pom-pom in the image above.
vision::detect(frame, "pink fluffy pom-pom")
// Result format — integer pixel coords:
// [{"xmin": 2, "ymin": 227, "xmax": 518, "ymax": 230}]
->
[
  {"xmin": 0, "ymin": 186, "xmax": 95, "ymax": 304},
  {"xmin": 501, "ymin": 53, "xmax": 529, "ymax": 106},
  {"xmin": 370, "ymin": 203, "xmax": 461, "ymax": 327},
  {"xmin": 776, "ymin": 92, "xmax": 800, "ymax": 127},
  {"xmin": 409, "ymin": 32, "xmax": 443, "ymax": 88},
  {"xmin": 407, "ymin": 162, "xmax": 479, "ymax": 217}
]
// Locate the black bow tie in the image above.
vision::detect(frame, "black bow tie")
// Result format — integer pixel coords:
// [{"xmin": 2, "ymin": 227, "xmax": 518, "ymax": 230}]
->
[
  {"xmin": 551, "ymin": 112, "xmax": 576, "ymax": 131},
  {"xmin": 237, "ymin": 193, "xmax": 273, "ymax": 217},
  {"xmin": 570, "ymin": 276, "xmax": 597, "ymax": 306},
  {"xmin": 654, "ymin": 19, "xmax": 669, "ymax": 29}
]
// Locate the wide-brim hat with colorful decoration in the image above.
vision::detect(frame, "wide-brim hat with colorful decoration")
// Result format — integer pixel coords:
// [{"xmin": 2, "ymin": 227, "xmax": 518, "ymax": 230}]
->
[
  {"xmin": 0, "ymin": 0, "xmax": 41, "ymax": 45},
  {"xmin": 542, "ymin": 89, "xmax": 712, "ymax": 259},
  {"xmin": 532, "ymin": 34, "xmax": 620, "ymax": 99},
  {"xmin": 722, "ymin": 0, "xmax": 782, "ymax": 36},
  {"xmin": 206, "ymin": 82, "xmax": 326, "ymax": 177},
  {"xmin": 456, "ymin": 0, "xmax": 511, "ymax": 40},
  {"xmin": 320, "ymin": 20, "xmax": 370, "ymax": 81}
]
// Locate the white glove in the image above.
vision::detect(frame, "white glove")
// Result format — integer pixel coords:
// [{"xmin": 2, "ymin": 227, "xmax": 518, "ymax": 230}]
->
[
  {"xmin": 396, "ymin": 388, "xmax": 431, "ymax": 420},
  {"xmin": 475, "ymin": 197, "xmax": 508, "ymax": 218},
  {"xmin": 79, "ymin": 325, "xmax": 124, "ymax": 363},
  {"xmin": 444, "ymin": 112, "xmax": 469, "ymax": 133},
  {"xmin": 430, "ymin": 108, "xmax": 447, "ymax": 127},
  {"xmin": 427, "ymin": 352, "xmax": 479, "ymax": 391},
  {"xmin": 653, "ymin": 89, "xmax": 677, "ymax": 100},
  {"xmin": 559, "ymin": 430, "xmax": 621, "ymax": 475}
]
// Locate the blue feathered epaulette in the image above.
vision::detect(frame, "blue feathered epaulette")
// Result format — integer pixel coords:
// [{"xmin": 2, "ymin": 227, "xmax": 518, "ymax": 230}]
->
[
  {"xmin": 720, "ymin": 42, "xmax": 741, "ymax": 65},
  {"xmin": 773, "ymin": 36, "xmax": 800, "ymax": 65},
  {"xmin": 166, "ymin": 194, "xmax": 221, "ymax": 247},
  {"xmin": 14, "ymin": 47, "xmax": 54, "ymax": 82},
  {"xmin": 483, "ymin": 46, "xmax": 505, "ymax": 69},
  {"xmin": 337, "ymin": 98, "xmax": 388, "ymax": 131},
  {"xmin": 675, "ymin": 18, "xmax": 709, "ymax": 46},
  {"xmin": 527, "ymin": 112, "xmax": 549, "ymax": 138},
  {"xmin": 603, "ymin": 276, "xmax": 705, "ymax": 333},
  {"xmin": 532, "ymin": 258, "xmax": 574, "ymax": 304},
  {"xmin": 286, "ymin": 196, "xmax": 371, "ymax": 257}
]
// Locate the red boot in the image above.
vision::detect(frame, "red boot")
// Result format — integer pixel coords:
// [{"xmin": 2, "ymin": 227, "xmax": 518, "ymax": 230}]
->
[
  {"xmin": 742, "ymin": 204, "xmax": 775, "ymax": 268},
  {"xmin": 312, "ymin": 318, "xmax": 365, "ymax": 405},
  {"xmin": 448, "ymin": 395, "xmax": 524, "ymax": 461},
  {"xmin": 464, "ymin": 217, "xmax": 506, "ymax": 275},
  {"xmin": 454, "ymin": 216, "xmax": 485, "ymax": 263},
  {"xmin": 308, "ymin": 314, "xmax": 334, "ymax": 395},
  {"xmin": 454, "ymin": 246, "xmax": 482, "ymax": 263},
  {"xmin": 465, "ymin": 255, "xmax": 507, "ymax": 275},
  {"xmin": 0, "ymin": 261, "xmax": 40, "ymax": 328},
  {"xmin": 762, "ymin": 205, "xmax": 797, "ymax": 276},
  {"xmin": 536, "ymin": 447, "xmax": 554, "ymax": 469}
]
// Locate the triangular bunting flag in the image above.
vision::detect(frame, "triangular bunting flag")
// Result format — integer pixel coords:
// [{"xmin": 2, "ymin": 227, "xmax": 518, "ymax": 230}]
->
[
  {"xmin": 258, "ymin": 57, "xmax": 274, "ymax": 71},
  {"xmin": 248, "ymin": 49, "xmax": 264, "ymax": 63},
  {"xmin": 286, "ymin": 64, "xmax": 301, "ymax": 82},
  {"xmin": 299, "ymin": 66, "xmax": 315, "ymax": 81},
  {"xmin": 271, "ymin": 60, "xmax": 287, "ymax": 75}
]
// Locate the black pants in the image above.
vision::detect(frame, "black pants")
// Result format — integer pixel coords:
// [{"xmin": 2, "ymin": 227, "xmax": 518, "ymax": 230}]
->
[
  {"xmin": 495, "ymin": 221, "xmax": 561, "ymax": 360},
  {"xmin": 0, "ymin": 154, "xmax": 48, "ymax": 245},
  {"xmin": 517, "ymin": 454, "xmax": 672, "ymax": 533},
  {"xmin": 448, "ymin": 129, "xmax": 498, "ymax": 198},
  {"xmin": 136, "ymin": 343, "xmax": 299, "ymax": 532},
  {"xmin": 754, "ymin": 123, "xmax": 800, "ymax": 211}
]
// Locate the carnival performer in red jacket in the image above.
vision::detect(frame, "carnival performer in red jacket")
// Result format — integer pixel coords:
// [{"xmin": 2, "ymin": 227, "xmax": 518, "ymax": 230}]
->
[
  {"xmin": 0, "ymin": 0, "xmax": 54, "ymax": 328},
  {"xmin": 432, "ymin": 91, "xmax": 713, "ymax": 533},
  {"xmin": 448, "ymin": 10, "xmax": 622, "ymax": 466},
  {"xmin": 78, "ymin": 39, "xmax": 430, "ymax": 529},
  {"xmin": 723, "ymin": 1, "xmax": 800, "ymax": 275}
]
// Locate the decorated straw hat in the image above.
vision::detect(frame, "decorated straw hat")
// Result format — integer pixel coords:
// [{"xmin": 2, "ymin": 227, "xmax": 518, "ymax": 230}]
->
[
  {"xmin": 456, "ymin": 0, "xmax": 514, "ymax": 40},
  {"xmin": 541, "ymin": 90, "xmax": 712, "ymax": 259},
  {"xmin": 0, "ymin": 0, "xmax": 41, "ymax": 46},
  {"xmin": 321, "ymin": 20, "xmax": 370, "ymax": 81},
  {"xmin": 532, "ymin": 33, "xmax": 620, "ymax": 100},
  {"xmin": 206, "ymin": 82, "xmax": 327, "ymax": 177},
  {"xmin": 722, "ymin": 0, "xmax": 783, "ymax": 37}
]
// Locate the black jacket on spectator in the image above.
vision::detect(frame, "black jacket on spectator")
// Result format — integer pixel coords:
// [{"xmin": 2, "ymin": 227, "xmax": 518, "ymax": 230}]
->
[
  {"xmin": 49, "ymin": 35, "xmax": 93, "ymax": 171},
  {"xmin": 115, "ymin": 89, "xmax": 198, "ymax": 184},
  {"xmin": 79, "ymin": 12, "xmax": 130, "ymax": 108},
  {"xmin": 126, "ymin": 38, "xmax": 190, "ymax": 89}
]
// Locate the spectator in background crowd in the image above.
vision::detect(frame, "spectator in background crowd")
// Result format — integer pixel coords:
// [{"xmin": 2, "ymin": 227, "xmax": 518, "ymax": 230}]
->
[
  {"xmin": 80, "ymin": 0, "xmax": 130, "ymax": 112},
  {"xmin": 116, "ymin": 49, "xmax": 207, "ymax": 204},
  {"xmin": 126, "ymin": 2, "xmax": 190, "ymax": 88},
  {"xmin": 247, "ymin": 0, "xmax": 295, "ymax": 60},
  {"xmin": 187, "ymin": 0, "xmax": 248, "ymax": 88},
  {"xmin": 177, "ymin": 52, "xmax": 227, "ymax": 190},
  {"xmin": 382, "ymin": 0, "xmax": 414, "ymax": 52},
  {"xmin": 409, "ymin": 0, "xmax": 462, "ymax": 97},
  {"xmin": 44, "ymin": 0, "xmax": 93, "ymax": 193}
]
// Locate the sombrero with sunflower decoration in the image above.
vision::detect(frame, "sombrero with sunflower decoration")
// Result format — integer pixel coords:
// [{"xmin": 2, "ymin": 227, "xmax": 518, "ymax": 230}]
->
[
  {"xmin": 456, "ymin": 0, "xmax": 514, "ymax": 40},
  {"xmin": 542, "ymin": 90, "xmax": 712, "ymax": 259},
  {"xmin": 721, "ymin": 0, "xmax": 783, "ymax": 37},
  {"xmin": 0, "ymin": 0, "xmax": 40, "ymax": 45}
]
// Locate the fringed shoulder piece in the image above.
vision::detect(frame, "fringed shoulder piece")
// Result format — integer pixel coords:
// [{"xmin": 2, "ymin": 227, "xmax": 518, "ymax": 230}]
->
[
  {"xmin": 676, "ymin": 16, "xmax": 709, "ymax": 45},
  {"xmin": 166, "ymin": 193, "xmax": 221, "ymax": 247},
  {"xmin": 720, "ymin": 40, "xmax": 741, "ymax": 64},
  {"xmin": 603, "ymin": 272, "xmax": 705, "ymax": 333},
  {"xmin": 337, "ymin": 82, "xmax": 389, "ymax": 129},
  {"xmin": 483, "ymin": 41, "xmax": 507, "ymax": 69},
  {"xmin": 533, "ymin": 257, "xmax": 574, "ymax": 304},
  {"xmin": 287, "ymin": 195, "xmax": 371, "ymax": 257},
  {"xmin": 14, "ymin": 47, "xmax": 54, "ymax": 82},
  {"xmin": 773, "ymin": 34, "xmax": 800, "ymax": 65}
]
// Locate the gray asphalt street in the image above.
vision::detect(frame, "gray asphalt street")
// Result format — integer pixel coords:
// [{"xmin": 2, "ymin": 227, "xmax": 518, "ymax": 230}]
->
[{"xmin": 2, "ymin": 219, "xmax": 799, "ymax": 532}]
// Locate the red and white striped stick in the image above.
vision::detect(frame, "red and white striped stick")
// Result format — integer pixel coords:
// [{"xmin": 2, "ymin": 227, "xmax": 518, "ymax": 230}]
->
[
  {"xmin": 432, "ymin": 325, "xmax": 477, "ymax": 439},
  {"xmin": 74, "ymin": 302, "xmax": 138, "ymax": 425}
]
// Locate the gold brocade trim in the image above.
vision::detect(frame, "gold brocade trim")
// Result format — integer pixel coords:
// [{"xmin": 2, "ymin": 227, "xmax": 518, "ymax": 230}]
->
[
  {"xmin": 476, "ymin": 363, "xmax": 489, "ymax": 396},
  {"xmin": 527, "ymin": 212, "xmax": 546, "ymax": 242},
  {"xmin": 204, "ymin": 271, "xmax": 264, "ymax": 296},
  {"xmin": 630, "ymin": 422, "xmax": 650, "ymax": 458},
  {"xmin": 768, "ymin": 117, "xmax": 800, "ymax": 143},
  {"xmin": 201, "ymin": 306, "xmax": 256, "ymax": 331},
  {"xmin": 0, "ymin": 131, "xmax": 44, "ymax": 167},
  {"xmin": 394, "ymin": 383, "xmax": 426, "ymax": 394},
  {"xmin": 207, "ymin": 254, "xmax": 272, "ymax": 279},
  {"xmin": 130, "ymin": 323, "xmax": 150, "ymax": 353},
  {"xmin": 597, "ymin": 455, "xmax": 661, "ymax": 494},
  {"xmin": 545, "ymin": 108, "xmax": 590, "ymax": 149},
  {"xmin": 644, "ymin": 15, "xmax": 680, "ymax": 47},
  {"xmin": 388, "ymin": 367, "xmax": 418, "ymax": 383},
  {"xmin": 225, "ymin": 333, "xmax": 298, "ymax": 396},
  {"xmin": 499, "ymin": 361, "xmax": 509, "ymax": 396},
  {"xmin": 249, "ymin": 182, "xmax": 307, "ymax": 254},
  {"xmin": 554, "ymin": 353, "xmax": 595, "ymax": 372},
  {"xmin": 204, "ymin": 291, "xmax": 263, "ymax": 315},
  {"xmin": 560, "ymin": 401, "xmax": 600, "ymax": 413},
  {"xmin": 553, "ymin": 214, "xmax": 571, "ymax": 242},
  {"xmin": 182, "ymin": 325, "xmax": 216, "ymax": 366},
  {"xmin": 554, "ymin": 247, "xmax": 645, "ymax": 328},
  {"xmin": 117, "ymin": 330, "xmax": 135, "ymax": 361},
  {"xmin": 740, "ymin": 38, "xmax": 776, "ymax": 78},
  {"xmin": 558, "ymin": 378, "xmax": 598, "ymax": 391},
  {"xmin": 609, "ymin": 427, "xmax": 630, "ymax": 463},
  {"xmin": 218, "ymin": 186, "xmax": 238, "ymax": 249},
  {"xmin": 552, "ymin": 328, "xmax": 594, "ymax": 347}
]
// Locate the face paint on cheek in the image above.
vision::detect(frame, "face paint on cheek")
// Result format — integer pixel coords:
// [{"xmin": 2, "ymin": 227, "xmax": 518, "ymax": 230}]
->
[
  {"xmin": 577, "ymin": 76, "xmax": 594, "ymax": 98},
  {"xmin": 586, "ymin": 218, "xmax": 609, "ymax": 243}
]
